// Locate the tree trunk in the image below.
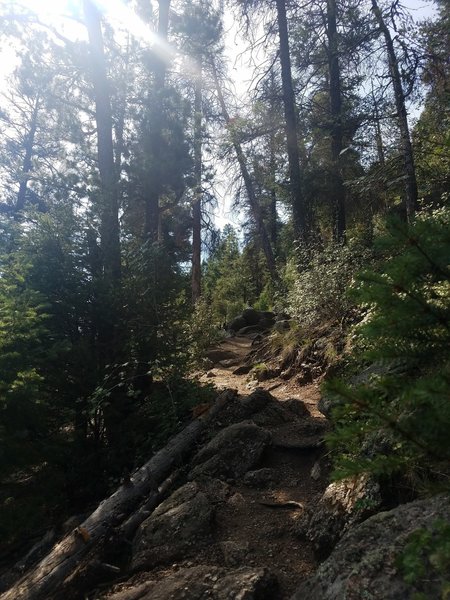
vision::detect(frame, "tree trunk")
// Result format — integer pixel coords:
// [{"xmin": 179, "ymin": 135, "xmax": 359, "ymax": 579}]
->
[
  {"xmin": 191, "ymin": 65, "xmax": 202, "ymax": 303},
  {"xmin": 326, "ymin": 0, "xmax": 346, "ymax": 243},
  {"xmin": 0, "ymin": 391, "xmax": 236, "ymax": 600},
  {"xmin": 84, "ymin": 0, "xmax": 121, "ymax": 281},
  {"xmin": 84, "ymin": 0, "xmax": 123, "ymax": 451},
  {"xmin": 269, "ymin": 137, "xmax": 278, "ymax": 248},
  {"xmin": 0, "ymin": 421, "xmax": 203, "ymax": 600},
  {"xmin": 372, "ymin": 88, "xmax": 385, "ymax": 166},
  {"xmin": 144, "ymin": 0, "xmax": 171, "ymax": 243},
  {"xmin": 275, "ymin": 0, "xmax": 308, "ymax": 242},
  {"xmin": 212, "ymin": 62, "xmax": 278, "ymax": 281},
  {"xmin": 15, "ymin": 95, "xmax": 40, "ymax": 216},
  {"xmin": 371, "ymin": 0, "xmax": 418, "ymax": 221}
]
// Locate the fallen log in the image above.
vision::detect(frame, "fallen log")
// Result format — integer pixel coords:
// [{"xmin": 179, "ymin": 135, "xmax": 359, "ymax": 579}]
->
[{"xmin": 0, "ymin": 419, "xmax": 205, "ymax": 600}]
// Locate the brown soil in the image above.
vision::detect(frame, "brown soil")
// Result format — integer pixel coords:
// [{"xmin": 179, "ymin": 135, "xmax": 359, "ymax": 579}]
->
[
  {"xmin": 98, "ymin": 334, "xmax": 329, "ymax": 600},
  {"xmin": 197, "ymin": 334, "xmax": 329, "ymax": 597},
  {"xmin": 202, "ymin": 335, "xmax": 323, "ymax": 417}
]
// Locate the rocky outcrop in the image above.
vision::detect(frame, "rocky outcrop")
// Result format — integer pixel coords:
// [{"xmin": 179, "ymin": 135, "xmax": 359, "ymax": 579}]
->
[
  {"xmin": 1, "ymin": 376, "xmax": 327, "ymax": 600},
  {"xmin": 132, "ymin": 482, "xmax": 214, "ymax": 570},
  {"xmin": 243, "ymin": 468, "xmax": 281, "ymax": 488},
  {"xmin": 105, "ymin": 565, "xmax": 277, "ymax": 600},
  {"xmin": 190, "ymin": 421, "xmax": 272, "ymax": 480},
  {"xmin": 295, "ymin": 474, "xmax": 382, "ymax": 559},
  {"xmin": 227, "ymin": 308, "xmax": 276, "ymax": 334},
  {"xmin": 291, "ymin": 495, "xmax": 450, "ymax": 600}
]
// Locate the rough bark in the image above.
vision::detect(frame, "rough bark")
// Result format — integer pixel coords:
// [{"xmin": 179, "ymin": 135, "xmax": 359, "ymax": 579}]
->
[
  {"xmin": 191, "ymin": 66, "xmax": 202, "ymax": 303},
  {"xmin": 84, "ymin": 0, "xmax": 121, "ymax": 281},
  {"xmin": 275, "ymin": 0, "xmax": 308, "ymax": 242},
  {"xmin": 211, "ymin": 62, "xmax": 278, "ymax": 281},
  {"xmin": 371, "ymin": 0, "xmax": 418, "ymax": 221},
  {"xmin": 269, "ymin": 138, "xmax": 278, "ymax": 248},
  {"xmin": 372, "ymin": 90, "xmax": 385, "ymax": 166},
  {"xmin": 15, "ymin": 95, "xmax": 40, "ymax": 216},
  {"xmin": 144, "ymin": 0, "xmax": 171, "ymax": 243},
  {"xmin": 0, "ymin": 419, "xmax": 206, "ymax": 600},
  {"xmin": 326, "ymin": 0, "xmax": 346, "ymax": 242}
]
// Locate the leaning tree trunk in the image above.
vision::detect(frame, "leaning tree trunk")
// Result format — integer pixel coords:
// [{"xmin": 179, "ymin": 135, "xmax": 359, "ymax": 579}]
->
[
  {"xmin": 371, "ymin": 0, "xmax": 418, "ymax": 221},
  {"xmin": 275, "ymin": 0, "xmax": 308, "ymax": 242},
  {"xmin": 0, "ymin": 391, "xmax": 236, "ymax": 600},
  {"xmin": 0, "ymin": 421, "xmax": 203, "ymax": 600},
  {"xmin": 211, "ymin": 62, "xmax": 278, "ymax": 281},
  {"xmin": 326, "ymin": 0, "xmax": 346, "ymax": 243}
]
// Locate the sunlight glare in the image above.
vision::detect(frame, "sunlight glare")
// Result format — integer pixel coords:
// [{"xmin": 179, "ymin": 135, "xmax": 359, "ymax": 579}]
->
[{"xmin": 94, "ymin": 0, "xmax": 176, "ymax": 67}]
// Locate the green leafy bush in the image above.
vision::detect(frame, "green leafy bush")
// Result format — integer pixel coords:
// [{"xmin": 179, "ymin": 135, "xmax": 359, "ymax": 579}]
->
[
  {"xmin": 286, "ymin": 242, "xmax": 372, "ymax": 327},
  {"xmin": 185, "ymin": 298, "xmax": 224, "ymax": 368},
  {"xmin": 326, "ymin": 205, "xmax": 450, "ymax": 482},
  {"xmin": 399, "ymin": 519, "xmax": 450, "ymax": 599}
]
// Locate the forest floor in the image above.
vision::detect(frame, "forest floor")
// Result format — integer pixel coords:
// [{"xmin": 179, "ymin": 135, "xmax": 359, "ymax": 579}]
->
[
  {"xmin": 191, "ymin": 334, "xmax": 329, "ymax": 598},
  {"xmin": 103, "ymin": 333, "xmax": 330, "ymax": 599},
  {"xmin": 1, "ymin": 333, "xmax": 331, "ymax": 600},
  {"xmin": 199, "ymin": 334, "xmax": 323, "ymax": 416}
]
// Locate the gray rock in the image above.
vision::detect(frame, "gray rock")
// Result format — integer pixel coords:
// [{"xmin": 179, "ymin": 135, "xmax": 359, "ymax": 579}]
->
[
  {"xmin": 274, "ymin": 320, "xmax": 291, "ymax": 332},
  {"xmin": 258, "ymin": 310, "xmax": 274, "ymax": 320},
  {"xmin": 237, "ymin": 325, "xmax": 264, "ymax": 336},
  {"xmin": 310, "ymin": 461, "xmax": 321, "ymax": 481},
  {"xmin": 317, "ymin": 391, "xmax": 335, "ymax": 419},
  {"xmin": 291, "ymin": 495, "xmax": 450, "ymax": 600},
  {"xmin": 232, "ymin": 364, "xmax": 253, "ymax": 375},
  {"xmin": 228, "ymin": 316, "xmax": 247, "ymax": 333},
  {"xmin": 206, "ymin": 348, "xmax": 237, "ymax": 364},
  {"xmin": 284, "ymin": 398, "xmax": 310, "ymax": 417},
  {"xmin": 131, "ymin": 482, "xmax": 214, "ymax": 570},
  {"xmin": 242, "ymin": 307, "xmax": 261, "ymax": 325},
  {"xmin": 258, "ymin": 317, "xmax": 275, "ymax": 329},
  {"xmin": 200, "ymin": 478, "xmax": 231, "ymax": 504},
  {"xmin": 220, "ymin": 540, "xmax": 251, "ymax": 567},
  {"xmin": 106, "ymin": 565, "xmax": 277, "ymax": 600},
  {"xmin": 240, "ymin": 389, "xmax": 274, "ymax": 414},
  {"xmin": 190, "ymin": 421, "xmax": 272, "ymax": 480},
  {"xmin": 240, "ymin": 389, "xmax": 292, "ymax": 427},
  {"xmin": 243, "ymin": 468, "xmax": 280, "ymax": 488},
  {"xmin": 295, "ymin": 474, "xmax": 382, "ymax": 559}
]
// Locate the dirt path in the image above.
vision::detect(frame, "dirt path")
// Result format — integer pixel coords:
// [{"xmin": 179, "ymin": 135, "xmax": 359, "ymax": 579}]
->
[
  {"xmin": 200, "ymin": 335, "xmax": 323, "ymax": 417},
  {"xmin": 98, "ymin": 334, "xmax": 329, "ymax": 600},
  {"xmin": 193, "ymin": 334, "xmax": 329, "ymax": 597}
]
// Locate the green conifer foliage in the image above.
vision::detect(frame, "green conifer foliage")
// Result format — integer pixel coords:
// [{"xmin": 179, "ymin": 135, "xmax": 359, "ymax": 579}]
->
[
  {"xmin": 0, "ymin": 222, "xmax": 50, "ymax": 476},
  {"xmin": 327, "ymin": 205, "xmax": 450, "ymax": 482}
]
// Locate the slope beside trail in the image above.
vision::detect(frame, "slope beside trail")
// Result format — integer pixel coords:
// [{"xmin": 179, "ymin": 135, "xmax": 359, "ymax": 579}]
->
[
  {"xmin": 195, "ymin": 336, "xmax": 329, "ymax": 597},
  {"xmin": 0, "ymin": 332, "xmax": 330, "ymax": 600},
  {"xmin": 100, "ymin": 334, "xmax": 330, "ymax": 599},
  {"xmin": 199, "ymin": 334, "xmax": 323, "ymax": 416}
]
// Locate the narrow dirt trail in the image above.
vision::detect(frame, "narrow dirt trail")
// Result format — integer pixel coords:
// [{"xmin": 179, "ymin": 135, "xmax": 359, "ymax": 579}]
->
[
  {"xmin": 192, "ymin": 334, "xmax": 330, "ymax": 597},
  {"xmin": 200, "ymin": 335, "xmax": 323, "ymax": 416},
  {"xmin": 98, "ymin": 333, "xmax": 330, "ymax": 599}
]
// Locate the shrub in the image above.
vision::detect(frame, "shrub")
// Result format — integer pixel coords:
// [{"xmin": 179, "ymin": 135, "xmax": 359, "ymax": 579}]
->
[
  {"xmin": 326, "ymin": 205, "xmax": 450, "ymax": 483},
  {"xmin": 185, "ymin": 298, "xmax": 224, "ymax": 368},
  {"xmin": 285, "ymin": 242, "xmax": 372, "ymax": 327}
]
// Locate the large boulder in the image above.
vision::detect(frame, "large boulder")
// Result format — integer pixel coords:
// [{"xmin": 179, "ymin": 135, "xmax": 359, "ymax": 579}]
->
[
  {"xmin": 105, "ymin": 565, "xmax": 278, "ymax": 600},
  {"xmin": 238, "ymin": 389, "xmax": 295, "ymax": 427},
  {"xmin": 190, "ymin": 421, "xmax": 272, "ymax": 480},
  {"xmin": 295, "ymin": 474, "xmax": 382, "ymax": 558},
  {"xmin": 131, "ymin": 482, "xmax": 214, "ymax": 570},
  {"xmin": 291, "ymin": 495, "xmax": 450, "ymax": 600},
  {"xmin": 242, "ymin": 307, "xmax": 261, "ymax": 326},
  {"xmin": 227, "ymin": 316, "xmax": 247, "ymax": 333}
]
